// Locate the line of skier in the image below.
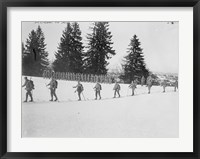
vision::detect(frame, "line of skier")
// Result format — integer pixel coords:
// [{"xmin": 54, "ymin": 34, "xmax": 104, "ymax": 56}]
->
[{"xmin": 22, "ymin": 74, "xmax": 178, "ymax": 102}]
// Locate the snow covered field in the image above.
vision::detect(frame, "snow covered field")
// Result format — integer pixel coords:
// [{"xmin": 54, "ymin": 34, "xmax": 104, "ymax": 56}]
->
[{"xmin": 22, "ymin": 77, "xmax": 179, "ymax": 138}]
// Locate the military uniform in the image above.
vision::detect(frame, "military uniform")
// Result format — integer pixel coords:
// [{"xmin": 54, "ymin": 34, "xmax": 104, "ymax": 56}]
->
[
  {"xmin": 174, "ymin": 80, "xmax": 178, "ymax": 92},
  {"xmin": 94, "ymin": 82, "xmax": 102, "ymax": 100},
  {"xmin": 22, "ymin": 77, "xmax": 34, "ymax": 102},
  {"xmin": 129, "ymin": 80, "xmax": 137, "ymax": 96},
  {"xmin": 73, "ymin": 82, "xmax": 84, "ymax": 101},
  {"xmin": 161, "ymin": 80, "xmax": 167, "ymax": 93},
  {"xmin": 146, "ymin": 75, "xmax": 153, "ymax": 94},
  {"xmin": 47, "ymin": 79, "xmax": 58, "ymax": 101},
  {"xmin": 113, "ymin": 82, "xmax": 121, "ymax": 98}
]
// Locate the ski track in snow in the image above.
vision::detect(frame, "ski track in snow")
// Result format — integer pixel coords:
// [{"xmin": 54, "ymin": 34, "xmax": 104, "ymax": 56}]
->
[{"xmin": 22, "ymin": 77, "xmax": 179, "ymax": 138}]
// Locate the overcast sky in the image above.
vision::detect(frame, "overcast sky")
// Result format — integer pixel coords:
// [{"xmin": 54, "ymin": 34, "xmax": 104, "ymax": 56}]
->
[{"xmin": 22, "ymin": 21, "xmax": 178, "ymax": 74}]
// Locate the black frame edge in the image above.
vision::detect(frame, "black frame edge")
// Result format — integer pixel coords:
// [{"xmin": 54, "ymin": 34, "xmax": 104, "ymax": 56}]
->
[
  {"xmin": 194, "ymin": 1, "xmax": 200, "ymax": 158},
  {"xmin": 0, "ymin": 1, "xmax": 7, "ymax": 159},
  {"xmin": 0, "ymin": 0, "xmax": 199, "ymax": 7},
  {"xmin": 0, "ymin": 0, "xmax": 200, "ymax": 159}
]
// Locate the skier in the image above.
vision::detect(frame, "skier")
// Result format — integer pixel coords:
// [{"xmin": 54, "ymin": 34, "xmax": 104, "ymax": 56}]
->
[
  {"xmin": 73, "ymin": 80, "xmax": 84, "ymax": 101},
  {"xmin": 141, "ymin": 76, "xmax": 145, "ymax": 86},
  {"xmin": 94, "ymin": 81, "xmax": 102, "ymax": 100},
  {"xmin": 161, "ymin": 80, "xmax": 167, "ymax": 93},
  {"xmin": 22, "ymin": 76, "xmax": 34, "ymax": 102},
  {"xmin": 113, "ymin": 81, "xmax": 121, "ymax": 98},
  {"xmin": 47, "ymin": 77, "xmax": 58, "ymax": 101},
  {"xmin": 129, "ymin": 79, "xmax": 137, "ymax": 96},
  {"xmin": 174, "ymin": 79, "xmax": 178, "ymax": 92},
  {"xmin": 146, "ymin": 74, "xmax": 153, "ymax": 94}
]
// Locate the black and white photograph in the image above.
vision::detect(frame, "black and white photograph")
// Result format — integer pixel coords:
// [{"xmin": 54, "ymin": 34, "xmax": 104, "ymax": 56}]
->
[{"xmin": 22, "ymin": 21, "xmax": 179, "ymax": 138}]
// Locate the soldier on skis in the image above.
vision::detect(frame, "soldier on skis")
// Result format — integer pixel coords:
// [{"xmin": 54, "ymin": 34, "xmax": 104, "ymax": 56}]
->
[
  {"xmin": 47, "ymin": 77, "xmax": 58, "ymax": 101},
  {"xmin": 174, "ymin": 79, "xmax": 178, "ymax": 92},
  {"xmin": 93, "ymin": 81, "xmax": 102, "ymax": 100},
  {"xmin": 113, "ymin": 81, "xmax": 121, "ymax": 98},
  {"xmin": 146, "ymin": 74, "xmax": 153, "ymax": 94},
  {"xmin": 129, "ymin": 79, "xmax": 137, "ymax": 96},
  {"xmin": 22, "ymin": 76, "xmax": 34, "ymax": 102},
  {"xmin": 73, "ymin": 80, "xmax": 84, "ymax": 101},
  {"xmin": 161, "ymin": 80, "xmax": 167, "ymax": 93}
]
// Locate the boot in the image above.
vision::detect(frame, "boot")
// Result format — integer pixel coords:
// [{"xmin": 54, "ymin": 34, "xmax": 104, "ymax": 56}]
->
[
  {"xmin": 30, "ymin": 95, "xmax": 33, "ymax": 102},
  {"xmin": 54, "ymin": 94, "xmax": 58, "ymax": 101},
  {"xmin": 50, "ymin": 94, "xmax": 53, "ymax": 101},
  {"xmin": 24, "ymin": 93, "xmax": 28, "ymax": 102}
]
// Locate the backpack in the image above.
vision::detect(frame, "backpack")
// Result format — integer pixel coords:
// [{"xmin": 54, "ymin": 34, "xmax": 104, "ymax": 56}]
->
[
  {"xmin": 80, "ymin": 84, "xmax": 84, "ymax": 91},
  {"xmin": 118, "ymin": 84, "xmax": 121, "ymax": 90},
  {"xmin": 96, "ymin": 83, "xmax": 102, "ymax": 90},
  {"xmin": 29, "ymin": 80, "xmax": 34, "ymax": 89},
  {"xmin": 55, "ymin": 80, "xmax": 58, "ymax": 88}
]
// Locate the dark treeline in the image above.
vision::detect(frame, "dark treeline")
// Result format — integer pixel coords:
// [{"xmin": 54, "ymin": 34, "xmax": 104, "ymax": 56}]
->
[{"xmin": 22, "ymin": 22, "xmax": 150, "ymax": 83}]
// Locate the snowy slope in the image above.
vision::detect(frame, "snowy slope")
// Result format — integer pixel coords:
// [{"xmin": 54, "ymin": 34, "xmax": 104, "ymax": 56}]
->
[{"xmin": 22, "ymin": 77, "xmax": 178, "ymax": 138}]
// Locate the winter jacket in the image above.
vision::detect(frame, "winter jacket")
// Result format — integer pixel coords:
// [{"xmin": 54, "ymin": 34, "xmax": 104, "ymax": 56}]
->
[
  {"xmin": 22, "ymin": 80, "xmax": 33, "ymax": 91},
  {"xmin": 74, "ymin": 83, "xmax": 84, "ymax": 92},
  {"xmin": 129, "ymin": 82, "xmax": 137, "ymax": 89},
  {"xmin": 113, "ymin": 83, "xmax": 120, "ymax": 90},
  {"xmin": 94, "ymin": 83, "xmax": 102, "ymax": 91},
  {"xmin": 146, "ymin": 76, "xmax": 153, "ymax": 86},
  {"xmin": 47, "ymin": 79, "xmax": 57, "ymax": 89}
]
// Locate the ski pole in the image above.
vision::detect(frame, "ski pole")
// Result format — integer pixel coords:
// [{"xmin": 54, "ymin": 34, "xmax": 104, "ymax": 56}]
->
[
  {"xmin": 45, "ymin": 83, "xmax": 49, "ymax": 88},
  {"xmin": 81, "ymin": 92, "xmax": 86, "ymax": 101}
]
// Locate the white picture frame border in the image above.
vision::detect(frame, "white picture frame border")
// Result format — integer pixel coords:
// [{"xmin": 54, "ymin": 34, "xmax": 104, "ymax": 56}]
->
[{"xmin": 7, "ymin": 7, "xmax": 193, "ymax": 152}]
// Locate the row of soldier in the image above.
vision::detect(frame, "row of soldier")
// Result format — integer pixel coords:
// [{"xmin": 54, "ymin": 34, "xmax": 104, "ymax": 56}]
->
[
  {"xmin": 22, "ymin": 74, "xmax": 178, "ymax": 102},
  {"xmin": 43, "ymin": 71, "xmax": 115, "ymax": 84}
]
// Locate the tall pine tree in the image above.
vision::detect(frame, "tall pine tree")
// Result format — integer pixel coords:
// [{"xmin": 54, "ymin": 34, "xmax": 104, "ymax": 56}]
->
[
  {"xmin": 84, "ymin": 22, "xmax": 115, "ymax": 75},
  {"xmin": 23, "ymin": 26, "xmax": 49, "ymax": 76},
  {"xmin": 53, "ymin": 22, "xmax": 84, "ymax": 73},
  {"xmin": 123, "ymin": 35, "xmax": 149, "ymax": 83}
]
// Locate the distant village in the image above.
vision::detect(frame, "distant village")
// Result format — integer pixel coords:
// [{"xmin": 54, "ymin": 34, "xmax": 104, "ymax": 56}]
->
[{"xmin": 108, "ymin": 67, "xmax": 178, "ymax": 86}]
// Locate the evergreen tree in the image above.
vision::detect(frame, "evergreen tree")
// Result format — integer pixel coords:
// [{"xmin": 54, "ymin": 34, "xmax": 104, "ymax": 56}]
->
[
  {"xmin": 122, "ymin": 35, "xmax": 149, "ymax": 83},
  {"xmin": 23, "ymin": 26, "xmax": 49, "ymax": 76},
  {"xmin": 36, "ymin": 26, "xmax": 49, "ymax": 70},
  {"xmin": 84, "ymin": 22, "xmax": 115, "ymax": 75},
  {"xmin": 53, "ymin": 22, "xmax": 84, "ymax": 73}
]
